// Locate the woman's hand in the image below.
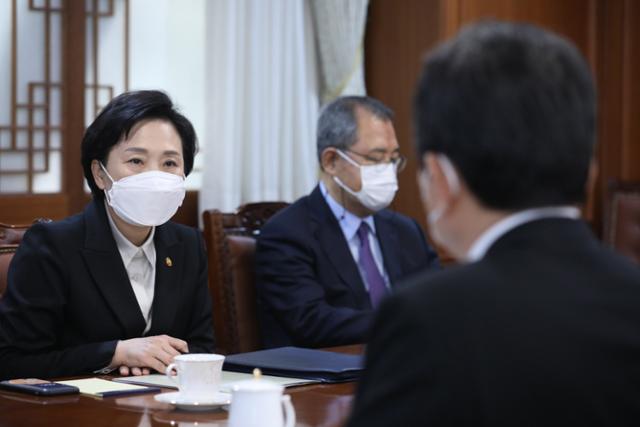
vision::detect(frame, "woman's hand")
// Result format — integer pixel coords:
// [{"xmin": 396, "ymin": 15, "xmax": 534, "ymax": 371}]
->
[{"xmin": 110, "ymin": 335, "xmax": 188, "ymax": 375}]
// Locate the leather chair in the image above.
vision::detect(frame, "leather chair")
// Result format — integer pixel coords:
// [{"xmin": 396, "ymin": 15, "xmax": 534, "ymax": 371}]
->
[
  {"xmin": 202, "ymin": 202, "xmax": 289, "ymax": 355},
  {"xmin": 603, "ymin": 180, "xmax": 640, "ymax": 264},
  {"xmin": 0, "ymin": 219, "xmax": 51, "ymax": 297}
]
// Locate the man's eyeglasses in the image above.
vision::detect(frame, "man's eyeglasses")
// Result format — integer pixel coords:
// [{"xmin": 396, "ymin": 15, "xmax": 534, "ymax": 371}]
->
[{"xmin": 343, "ymin": 149, "xmax": 407, "ymax": 173}]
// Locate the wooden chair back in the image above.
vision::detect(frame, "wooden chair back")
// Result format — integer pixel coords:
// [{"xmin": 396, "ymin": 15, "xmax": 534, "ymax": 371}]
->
[
  {"xmin": 0, "ymin": 219, "xmax": 52, "ymax": 296},
  {"xmin": 604, "ymin": 180, "xmax": 640, "ymax": 264},
  {"xmin": 202, "ymin": 202, "xmax": 289, "ymax": 354}
]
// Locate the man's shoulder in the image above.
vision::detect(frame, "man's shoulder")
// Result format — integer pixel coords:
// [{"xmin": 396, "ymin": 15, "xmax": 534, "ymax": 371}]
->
[
  {"xmin": 586, "ymin": 239, "xmax": 640, "ymax": 283},
  {"xmin": 400, "ymin": 262, "xmax": 482, "ymax": 296},
  {"xmin": 395, "ymin": 240, "xmax": 640, "ymax": 312},
  {"xmin": 386, "ymin": 261, "xmax": 495, "ymax": 318},
  {"xmin": 260, "ymin": 193, "xmax": 316, "ymax": 234}
]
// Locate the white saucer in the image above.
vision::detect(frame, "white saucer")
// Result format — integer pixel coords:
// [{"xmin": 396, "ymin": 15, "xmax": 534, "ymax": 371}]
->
[{"xmin": 154, "ymin": 391, "xmax": 232, "ymax": 411}]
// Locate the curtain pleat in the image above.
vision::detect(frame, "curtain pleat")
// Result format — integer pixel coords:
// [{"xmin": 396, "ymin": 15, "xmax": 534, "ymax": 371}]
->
[{"xmin": 199, "ymin": 0, "xmax": 319, "ymax": 214}]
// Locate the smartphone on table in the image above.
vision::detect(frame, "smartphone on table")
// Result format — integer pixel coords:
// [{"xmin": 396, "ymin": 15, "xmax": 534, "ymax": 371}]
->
[{"xmin": 0, "ymin": 378, "xmax": 79, "ymax": 396}]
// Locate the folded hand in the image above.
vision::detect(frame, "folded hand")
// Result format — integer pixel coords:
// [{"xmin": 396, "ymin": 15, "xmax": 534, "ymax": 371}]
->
[
  {"xmin": 110, "ymin": 334, "xmax": 189, "ymax": 375},
  {"xmin": 118, "ymin": 366, "xmax": 150, "ymax": 376}
]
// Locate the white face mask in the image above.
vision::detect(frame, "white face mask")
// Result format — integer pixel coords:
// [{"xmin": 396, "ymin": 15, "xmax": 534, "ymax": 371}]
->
[
  {"xmin": 100, "ymin": 163, "xmax": 186, "ymax": 227},
  {"xmin": 420, "ymin": 154, "xmax": 460, "ymax": 247},
  {"xmin": 333, "ymin": 150, "xmax": 398, "ymax": 212}
]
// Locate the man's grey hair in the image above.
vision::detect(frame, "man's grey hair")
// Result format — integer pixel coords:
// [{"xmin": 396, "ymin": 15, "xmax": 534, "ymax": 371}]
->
[{"xmin": 316, "ymin": 96, "xmax": 394, "ymax": 164}]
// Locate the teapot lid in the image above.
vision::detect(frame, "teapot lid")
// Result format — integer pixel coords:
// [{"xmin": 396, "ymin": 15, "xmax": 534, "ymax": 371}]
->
[{"xmin": 231, "ymin": 368, "xmax": 285, "ymax": 392}]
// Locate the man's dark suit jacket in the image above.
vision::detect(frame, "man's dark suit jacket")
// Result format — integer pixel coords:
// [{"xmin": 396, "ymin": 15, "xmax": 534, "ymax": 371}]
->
[
  {"xmin": 347, "ymin": 218, "xmax": 640, "ymax": 427},
  {"xmin": 255, "ymin": 185, "xmax": 439, "ymax": 348},
  {"xmin": 0, "ymin": 200, "xmax": 215, "ymax": 380}
]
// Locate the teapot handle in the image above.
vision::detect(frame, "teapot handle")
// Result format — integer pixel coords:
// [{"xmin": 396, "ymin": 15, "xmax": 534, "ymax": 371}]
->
[{"xmin": 281, "ymin": 394, "xmax": 296, "ymax": 427}]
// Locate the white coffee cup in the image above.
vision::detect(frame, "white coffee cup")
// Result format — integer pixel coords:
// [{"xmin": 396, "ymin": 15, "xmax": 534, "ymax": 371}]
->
[
  {"xmin": 165, "ymin": 353, "xmax": 225, "ymax": 400},
  {"xmin": 228, "ymin": 372, "xmax": 295, "ymax": 427}
]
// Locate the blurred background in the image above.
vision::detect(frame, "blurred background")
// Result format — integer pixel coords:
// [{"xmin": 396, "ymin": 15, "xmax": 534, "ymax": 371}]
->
[{"xmin": 1, "ymin": 0, "xmax": 638, "ymax": 260}]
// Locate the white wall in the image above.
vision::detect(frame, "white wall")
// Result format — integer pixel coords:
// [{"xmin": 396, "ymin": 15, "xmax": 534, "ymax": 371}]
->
[{"xmin": 104, "ymin": 0, "xmax": 207, "ymax": 190}]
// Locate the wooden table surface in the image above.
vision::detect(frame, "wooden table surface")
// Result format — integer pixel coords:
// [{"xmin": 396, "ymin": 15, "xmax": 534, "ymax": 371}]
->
[{"xmin": 0, "ymin": 345, "xmax": 362, "ymax": 427}]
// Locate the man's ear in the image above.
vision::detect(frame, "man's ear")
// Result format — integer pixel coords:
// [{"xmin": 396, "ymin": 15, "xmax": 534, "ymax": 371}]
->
[
  {"xmin": 424, "ymin": 153, "xmax": 445, "ymax": 197},
  {"xmin": 423, "ymin": 152, "xmax": 459, "ymax": 206},
  {"xmin": 320, "ymin": 148, "xmax": 339, "ymax": 175},
  {"xmin": 417, "ymin": 154, "xmax": 432, "ymax": 209},
  {"xmin": 91, "ymin": 160, "xmax": 108, "ymax": 191},
  {"xmin": 420, "ymin": 152, "xmax": 430, "ymax": 172}
]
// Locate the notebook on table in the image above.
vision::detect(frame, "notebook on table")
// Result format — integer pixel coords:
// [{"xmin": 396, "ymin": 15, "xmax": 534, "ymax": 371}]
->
[
  {"xmin": 113, "ymin": 371, "xmax": 317, "ymax": 391},
  {"xmin": 57, "ymin": 378, "xmax": 160, "ymax": 398},
  {"xmin": 222, "ymin": 346, "xmax": 363, "ymax": 383}
]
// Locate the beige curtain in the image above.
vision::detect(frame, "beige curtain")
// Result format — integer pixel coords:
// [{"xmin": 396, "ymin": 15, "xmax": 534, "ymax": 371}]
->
[
  {"xmin": 198, "ymin": 0, "xmax": 320, "ymax": 214},
  {"xmin": 310, "ymin": 0, "xmax": 370, "ymax": 104}
]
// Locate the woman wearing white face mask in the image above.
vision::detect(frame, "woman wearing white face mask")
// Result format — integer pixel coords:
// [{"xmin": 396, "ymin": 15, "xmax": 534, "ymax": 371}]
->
[{"xmin": 0, "ymin": 90, "xmax": 215, "ymax": 381}]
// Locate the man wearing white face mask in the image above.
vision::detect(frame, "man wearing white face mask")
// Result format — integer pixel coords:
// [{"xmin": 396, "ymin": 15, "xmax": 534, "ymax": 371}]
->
[
  {"xmin": 256, "ymin": 96, "xmax": 440, "ymax": 349},
  {"xmin": 0, "ymin": 90, "xmax": 215, "ymax": 381},
  {"xmin": 348, "ymin": 22, "xmax": 640, "ymax": 427}
]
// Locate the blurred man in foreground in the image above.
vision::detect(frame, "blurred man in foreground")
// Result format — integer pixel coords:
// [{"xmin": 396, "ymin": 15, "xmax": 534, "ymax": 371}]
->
[{"xmin": 348, "ymin": 21, "xmax": 640, "ymax": 427}]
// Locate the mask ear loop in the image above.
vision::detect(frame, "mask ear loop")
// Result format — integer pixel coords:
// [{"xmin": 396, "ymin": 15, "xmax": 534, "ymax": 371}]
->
[
  {"xmin": 99, "ymin": 162, "xmax": 116, "ymax": 185},
  {"xmin": 426, "ymin": 154, "xmax": 461, "ymax": 225},
  {"xmin": 436, "ymin": 154, "xmax": 460, "ymax": 196},
  {"xmin": 333, "ymin": 149, "xmax": 360, "ymax": 220},
  {"xmin": 99, "ymin": 162, "xmax": 117, "ymax": 204},
  {"xmin": 335, "ymin": 149, "xmax": 361, "ymax": 168}
]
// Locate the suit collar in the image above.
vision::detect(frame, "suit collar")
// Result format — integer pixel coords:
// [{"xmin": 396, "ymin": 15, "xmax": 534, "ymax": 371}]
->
[
  {"xmin": 146, "ymin": 223, "xmax": 182, "ymax": 336},
  {"xmin": 81, "ymin": 200, "xmax": 147, "ymax": 336},
  {"xmin": 318, "ymin": 181, "xmax": 377, "ymax": 242},
  {"xmin": 308, "ymin": 186, "xmax": 369, "ymax": 304},
  {"xmin": 83, "ymin": 200, "xmax": 179, "ymax": 250},
  {"xmin": 104, "ymin": 201, "xmax": 157, "ymax": 268},
  {"xmin": 80, "ymin": 199, "xmax": 182, "ymax": 337},
  {"xmin": 373, "ymin": 211, "xmax": 403, "ymax": 283},
  {"xmin": 309, "ymin": 185, "xmax": 404, "ymax": 296},
  {"xmin": 467, "ymin": 206, "xmax": 581, "ymax": 262},
  {"xmin": 486, "ymin": 217, "xmax": 594, "ymax": 259},
  {"xmin": 83, "ymin": 199, "xmax": 119, "ymax": 251}
]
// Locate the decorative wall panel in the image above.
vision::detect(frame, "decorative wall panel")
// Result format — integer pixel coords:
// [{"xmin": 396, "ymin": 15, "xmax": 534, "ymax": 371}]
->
[
  {"xmin": 0, "ymin": 0, "xmax": 63, "ymax": 193},
  {"xmin": 0, "ymin": 0, "xmax": 128, "ymax": 195}
]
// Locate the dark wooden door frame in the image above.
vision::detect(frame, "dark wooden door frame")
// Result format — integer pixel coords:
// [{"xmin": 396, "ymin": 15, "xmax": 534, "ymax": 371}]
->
[{"xmin": 62, "ymin": 0, "xmax": 87, "ymax": 217}]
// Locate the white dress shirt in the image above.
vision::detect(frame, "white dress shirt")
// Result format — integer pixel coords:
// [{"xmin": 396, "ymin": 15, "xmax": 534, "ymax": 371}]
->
[
  {"xmin": 319, "ymin": 181, "xmax": 391, "ymax": 291},
  {"xmin": 466, "ymin": 206, "xmax": 581, "ymax": 262},
  {"xmin": 105, "ymin": 202, "xmax": 157, "ymax": 334}
]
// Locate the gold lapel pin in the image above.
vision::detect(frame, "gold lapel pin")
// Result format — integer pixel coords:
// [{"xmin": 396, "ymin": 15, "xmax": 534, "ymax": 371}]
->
[{"xmin": 165, "ymin": 257, "xmax": 173, "ymax": 267}]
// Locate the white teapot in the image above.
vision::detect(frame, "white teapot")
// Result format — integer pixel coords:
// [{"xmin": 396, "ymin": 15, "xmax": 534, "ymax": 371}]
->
[{"xmin": 228, "ymin": 369, "xmax": 296, "ymax": 427}]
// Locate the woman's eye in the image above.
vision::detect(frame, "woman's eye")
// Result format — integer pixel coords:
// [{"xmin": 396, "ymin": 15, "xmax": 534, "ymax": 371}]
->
[
  {"xmin": 128, "ymin": 158, "xmax": 143, "ymax": 165},
  {"xmin": 164, "ymin": 160, "xmax": 179, "ymax": 167}
]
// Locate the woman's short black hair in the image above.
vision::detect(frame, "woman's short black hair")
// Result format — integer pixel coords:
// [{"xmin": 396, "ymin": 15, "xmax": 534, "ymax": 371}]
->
[
  {"xmin": 414, "ymin": 21, "xmax": 596, "ymax": 210},
  {"xmin": 81, "ymin": 90, "xmax": 197, "ymax": 200}
]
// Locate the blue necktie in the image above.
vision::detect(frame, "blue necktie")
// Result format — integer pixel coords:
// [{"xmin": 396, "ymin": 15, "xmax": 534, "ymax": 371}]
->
[{"xmin": 357, "ymin": 222, "xmax": 388, "ymax": 308}]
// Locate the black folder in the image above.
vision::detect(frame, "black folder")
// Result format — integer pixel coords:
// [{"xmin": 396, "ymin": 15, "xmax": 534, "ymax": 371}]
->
[{"xmin": 223, "ymin": 346, "xmax": 363, "ymax": 383}]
